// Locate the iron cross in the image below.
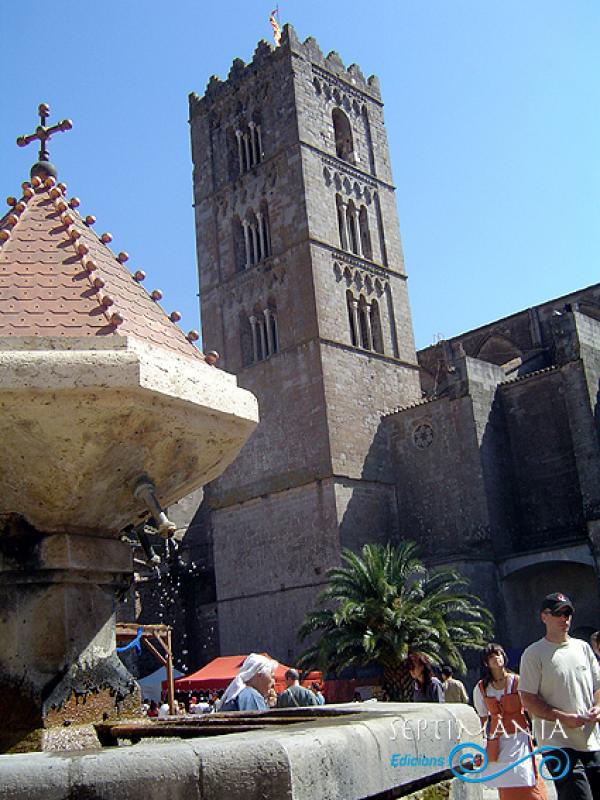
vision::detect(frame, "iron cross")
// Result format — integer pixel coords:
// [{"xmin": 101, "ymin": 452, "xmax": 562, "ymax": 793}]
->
[{"xmin": 16, "ymin": 103, "xmax": 73, "ymax": 162}]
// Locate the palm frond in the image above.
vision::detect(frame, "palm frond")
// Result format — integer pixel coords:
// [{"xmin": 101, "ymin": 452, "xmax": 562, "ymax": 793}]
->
[{"xmin": 297, "ymin": 540, "xmax": 493, "ymax": 680}]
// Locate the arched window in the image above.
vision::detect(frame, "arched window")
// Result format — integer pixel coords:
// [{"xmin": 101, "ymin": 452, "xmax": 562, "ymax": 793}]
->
[
  {"xmin": 232, "ymin": 216, "xmax": 246, "ymax": 272},
  {"xmin": 346, "ymin": 290, "xmax": 358, "ymax": 346},
  {"xmin": 234, "ymin": 114, "xmax": 264, "ymax": 176},
  {"xmin": 373, "ymin": 192, "xmax": 387, "ymax": 266},
  {"xmin": 227, "ymin": 127, "xmax": 240, "ymax": 182},
  {"xmin": 475, "ymin": 334, "xmax": 522, "ymax": 367},
  {"xmin": 332, "ymin": 108, "xmax": 354, "ymax": 163},
  {"xmin": 240, "ymin": 311, "xmax": 254, "ymax": 366},
  {"xmin": 246, "ymin": 210, "xmax": 260, "ymax": 266},
  {"xmin": 371, "ymin": 299, "xmax": 384, "ymax": 354},
  {"xmin": 239, "ymin": 204, "xmax": 272, "ymax": 268},
  {"xmin": 251, "ymin": 305, "xmax": 267, "ymax": 361},
  {"xmin": 265, "ymin": 299, "xmax": 278, "ymax": 356},
  {"xmin": 359, "ymin": 206, "xmax": 372, "ymax": 260},
  {"xmin": 336, "ymin": 194, "xmax": 347, "ymax": 250},
  {"xmin": 245, "ymin": 302, "xmax": 279, "ymax": 364},
  {"xmin": 259, "ymin": 200, "xmax": 271, "ymax": 260},
  {"xmin": 358, "ymin": 295, "xmax": 371, "ymax": 349},
  {"xmin": 346, "ymin": 200, "xmax": 359, "ymax": 255},
  {"xmin": 250, "ymin": 112, "xmax": 263, "ymax": 166},
  {"xmin": 362, "ymin": 105, "xmax": 376, "ymax": 175},
  {"xmin": 235, "ymin": 127, "xmax": 250, "ymax": 174}
]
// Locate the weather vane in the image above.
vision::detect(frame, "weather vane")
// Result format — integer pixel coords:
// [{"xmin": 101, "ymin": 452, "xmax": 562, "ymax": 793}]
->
[
  {"xmin": 269, "ymin": 7, "xmax": 281, "ymax": 47},
  {"xmin": 16, "ymin": 103, "xmax": 73, "ymax": 178}
]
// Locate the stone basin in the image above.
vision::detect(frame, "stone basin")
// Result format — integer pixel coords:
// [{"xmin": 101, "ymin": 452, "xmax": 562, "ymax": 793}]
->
[{"xmin": 0, "ymin": 335, "xmax": 258, "ymax": 535}]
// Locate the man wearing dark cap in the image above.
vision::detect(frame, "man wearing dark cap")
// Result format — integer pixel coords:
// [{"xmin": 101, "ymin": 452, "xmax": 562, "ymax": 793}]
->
[{"xmin": 519, "ymin": 593, "xmax": 600, "ymax": 799}]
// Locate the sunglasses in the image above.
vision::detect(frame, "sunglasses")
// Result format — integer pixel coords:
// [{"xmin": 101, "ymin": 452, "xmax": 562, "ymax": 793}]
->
[{"xmin": 548, "ymin": 609, "xmax": 572, "ymax": 618}]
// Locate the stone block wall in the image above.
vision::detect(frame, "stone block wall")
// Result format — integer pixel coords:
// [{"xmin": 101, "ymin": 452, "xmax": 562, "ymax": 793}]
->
[
  {"xmin": 321, "ymin": 343, "xmax": 420, "ymax": 481},
  {"xmin": 211, "ymin": 479, "xmax": 341, "ymax": 661},
  {"xmin": 463, "ymin": 357, "xmax": 517, "ymax": 559},
  {"xmin": 437, "ymin": 557, "xmax": 505, "ymax": 681},
  {"xmin": 572, "ymin": 310, "xmax": 600, "ymax": 405},
  {"xmin": 205, "ymin": 340, "xmax": 331, "ymax": 508},
  {"xmin": 334, "ymin": 479, "xmax": 399, "ymax": 552},
  {"xmin": 387, "ymin": 394, "xmax": 493, "ymax": 559},
  {"xmin": 500, "ymin": 369, "xmax": 585, "ymax": 551},
  {"xmin": 212, "ymin": 476, "xmax": 405, "ymax": 660}
]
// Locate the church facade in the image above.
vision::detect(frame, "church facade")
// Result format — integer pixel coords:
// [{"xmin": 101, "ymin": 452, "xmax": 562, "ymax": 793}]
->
[
  {"xmin": 171, "ymin": 25, "xmax": 600, "ymax": 669},
  {"xmin": 390, "ymin": 292, "xmax": 600, "ymax": 654}
]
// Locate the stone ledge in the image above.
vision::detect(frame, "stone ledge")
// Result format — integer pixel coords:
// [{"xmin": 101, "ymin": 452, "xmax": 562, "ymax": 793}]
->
[
  {"xmin": 0, "ymin": 703, "xmax": 483, "ymax": 800},
  {"xmin": 0, "ymin": 533, "xmax": 132, "ymax": 573}
]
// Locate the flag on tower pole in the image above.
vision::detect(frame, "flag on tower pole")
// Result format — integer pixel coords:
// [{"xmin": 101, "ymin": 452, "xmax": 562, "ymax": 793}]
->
[{"xmin": 269, "ymin": 8, "xmax": 281, "ymax": 47}]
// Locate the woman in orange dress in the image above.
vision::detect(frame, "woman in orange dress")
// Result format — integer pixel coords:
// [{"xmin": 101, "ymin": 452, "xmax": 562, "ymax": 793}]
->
[{"xmin": 473, "ymin": 643, "xmax": 547, "ymax": 799}]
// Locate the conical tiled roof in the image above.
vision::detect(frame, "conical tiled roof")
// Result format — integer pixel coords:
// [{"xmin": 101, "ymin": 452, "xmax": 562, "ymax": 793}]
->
[{"xmin": 0, "ymin": 174, "xmax": 203, "ymax": 360}]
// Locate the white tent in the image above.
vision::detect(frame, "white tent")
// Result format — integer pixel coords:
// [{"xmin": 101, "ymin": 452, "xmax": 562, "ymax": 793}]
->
[{"xmin": 138, "ymin": 666, "xmax": 183, "ymax": 703}]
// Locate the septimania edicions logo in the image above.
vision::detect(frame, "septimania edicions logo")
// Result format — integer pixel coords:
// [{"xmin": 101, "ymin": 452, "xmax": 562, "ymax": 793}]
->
[{"xmin": 389, "ymin": 741, "xmax": 570, "ymax": 784}]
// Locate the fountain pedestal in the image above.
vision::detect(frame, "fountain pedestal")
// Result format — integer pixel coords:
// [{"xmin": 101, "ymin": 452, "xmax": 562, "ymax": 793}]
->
[{"xmin": 0, "ymin": 532, "xmax": 138, "ymax": 752}]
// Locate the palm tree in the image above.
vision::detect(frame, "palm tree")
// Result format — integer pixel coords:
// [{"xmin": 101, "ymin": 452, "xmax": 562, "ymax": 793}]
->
[{"xmin": 297, "ymin": 541, "xmax": 493, "ymax": 700}]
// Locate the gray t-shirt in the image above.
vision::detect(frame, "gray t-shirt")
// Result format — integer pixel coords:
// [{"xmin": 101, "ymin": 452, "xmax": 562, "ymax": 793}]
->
[{"xmin": 519, "ymin": 637, "xmax": 600, "ymax": 751}]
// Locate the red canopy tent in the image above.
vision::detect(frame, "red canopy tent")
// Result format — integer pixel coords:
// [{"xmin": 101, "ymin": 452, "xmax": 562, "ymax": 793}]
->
[{"xmin": 168, "ymin": 655, "xmax": 322, "ymax": 694}]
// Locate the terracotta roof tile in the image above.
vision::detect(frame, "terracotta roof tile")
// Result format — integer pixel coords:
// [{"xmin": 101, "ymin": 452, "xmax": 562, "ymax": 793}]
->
[
  {"xmin": 0, "ymin": 177, "xmax": 203, "ymax": 360},
  {"xmin": 499, "ymin": 365, "xmax": 558, "ymax": 386},
  {"xmin": 383, "ymin": 395, "xmax": 440, "ymax": 417}
]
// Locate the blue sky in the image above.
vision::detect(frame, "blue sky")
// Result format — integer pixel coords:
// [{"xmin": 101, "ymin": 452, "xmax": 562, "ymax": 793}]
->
[{"xmin": 1, "ymin": 2, "xmax": 598, "ymax": 350}]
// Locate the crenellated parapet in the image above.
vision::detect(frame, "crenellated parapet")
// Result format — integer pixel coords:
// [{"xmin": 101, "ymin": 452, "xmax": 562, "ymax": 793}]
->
[
  {"xmin": 283, "ymin": 24, "xmax": 381, "ymax": 100},
  {"xmin": 189, "ymin": 24, "xmax": 381, "ymax": 116}
]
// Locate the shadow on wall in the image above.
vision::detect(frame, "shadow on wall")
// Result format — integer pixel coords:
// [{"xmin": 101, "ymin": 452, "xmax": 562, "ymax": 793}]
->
[
  {"xmin": 337, "ymin": 415, "xmax": 399, "ymax": 553},
  {"xmin": 502, "ymin": 560, "xmax": 600, "ymax": 651},
  {"xmin": 594, "ymin": 378, "xmax": 600, "ymax": 450}
]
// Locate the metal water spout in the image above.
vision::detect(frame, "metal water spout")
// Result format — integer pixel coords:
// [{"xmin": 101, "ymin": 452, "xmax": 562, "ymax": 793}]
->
[
  {"xmin": 133, "ymin": 478, "xmax": 177, "ymax": 538},
  {"xmin": 135, "ymin": 526, "xmax": 162, "ymax": 566}
]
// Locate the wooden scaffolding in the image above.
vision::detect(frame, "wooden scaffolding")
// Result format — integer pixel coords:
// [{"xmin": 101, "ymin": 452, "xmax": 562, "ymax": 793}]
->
[{"xmin": 116, "ymin": 623, "xmax": 176, "ymax": 714}]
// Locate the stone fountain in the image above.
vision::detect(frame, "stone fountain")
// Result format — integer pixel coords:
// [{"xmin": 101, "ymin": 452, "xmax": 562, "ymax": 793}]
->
[{"xmin": 0, "ymin": 106, "xmax": 258, "ymax": 753}]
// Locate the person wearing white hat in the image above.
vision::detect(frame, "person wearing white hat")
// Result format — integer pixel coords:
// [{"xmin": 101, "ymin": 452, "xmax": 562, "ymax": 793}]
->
[{"xmin": 218, "ymin": 653, "xmax": 278, "ymax": 712}]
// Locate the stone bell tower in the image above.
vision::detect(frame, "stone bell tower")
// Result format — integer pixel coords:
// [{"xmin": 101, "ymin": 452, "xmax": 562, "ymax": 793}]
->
[{"xmin": 189, "ymin": 25, "xmax": 421, "ymax": 660}]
